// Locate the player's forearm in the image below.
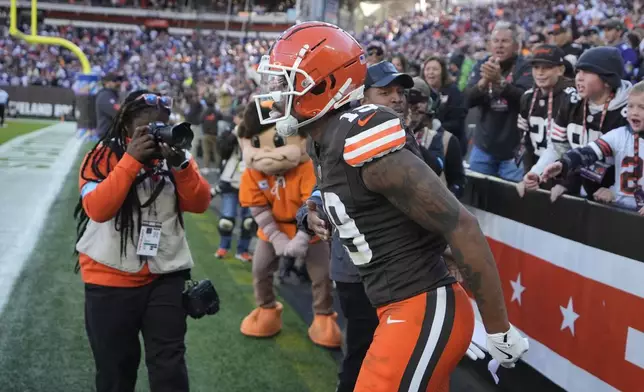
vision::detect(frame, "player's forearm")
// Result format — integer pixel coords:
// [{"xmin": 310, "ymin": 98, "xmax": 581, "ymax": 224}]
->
[
  {"xmin": 559, "ymin": 145, "xmax": 602, "ymax": 177},
  {"xmin": 445, "ymin": 209, "xmax": 510, "ymax": 333},
  {"xmin": 361, "ymin": 149, "xmax": 509, "ymax": 333}
]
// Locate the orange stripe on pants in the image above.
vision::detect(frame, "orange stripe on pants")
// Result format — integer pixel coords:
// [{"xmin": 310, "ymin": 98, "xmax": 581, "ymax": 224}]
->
[{"xmin": 354, "ymin": 283, "xmax": 474, "ymax": 392}]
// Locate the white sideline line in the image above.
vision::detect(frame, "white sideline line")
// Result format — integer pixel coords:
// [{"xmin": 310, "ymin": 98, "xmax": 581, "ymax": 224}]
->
[{"xmin": 0, "ymin": 123, "xmax": 83, "ymax": 315}]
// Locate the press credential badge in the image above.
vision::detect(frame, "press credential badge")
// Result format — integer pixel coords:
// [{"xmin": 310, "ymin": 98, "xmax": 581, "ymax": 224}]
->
[{"xmin": 137, "ymin": 221, "xmax": 162, "ymax": 257}]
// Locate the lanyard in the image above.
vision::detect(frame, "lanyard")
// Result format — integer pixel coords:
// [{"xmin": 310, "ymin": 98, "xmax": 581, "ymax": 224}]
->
[
  {"xmin": 634, "ymin": 131, "xmax": 641, "ymax": 184},
  {"xmin": 582, "ymin": 95, "xmax": 612, "ymax": 142},
  {"xmin": 528, "ymin": 88, "xmax": 554, "ymax": 133}
]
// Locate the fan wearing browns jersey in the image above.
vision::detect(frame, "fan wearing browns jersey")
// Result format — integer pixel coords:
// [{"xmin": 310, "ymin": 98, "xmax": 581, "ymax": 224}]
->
[
  {"xmin": 516, "ymin": 45, "xmax": 575, "ymax": 196},
  {"xmin": 525, "ymin": 46, "xmax": 632, "ymax": 201},
  {"xmin": 253, "ymin": 21, "xmax": 529, "ymax": 392}
]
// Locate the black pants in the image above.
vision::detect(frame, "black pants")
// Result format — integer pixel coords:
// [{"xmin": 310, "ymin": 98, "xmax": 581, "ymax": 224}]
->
[
  {"xmin": 335, "ymin": 281, "xmax": 379, "ymax": 392},
  {"xmin": 85, "ymin": 273, "xmax": 189, "ymax": 392},
  {"xmin": 0, "ymin": 103, "xmax": 5, "ymax": 126}
]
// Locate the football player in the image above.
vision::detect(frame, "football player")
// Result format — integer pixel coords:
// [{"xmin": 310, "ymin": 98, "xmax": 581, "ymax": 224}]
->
[{"xmin": 254, "ymin": 22, "xmax": 528, "ymax": 392}]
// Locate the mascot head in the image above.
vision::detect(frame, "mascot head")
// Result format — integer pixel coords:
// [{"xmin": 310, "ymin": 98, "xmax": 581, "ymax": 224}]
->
[{"xmin": 237, "ymin": 101, "xmax": 309, "ymax": 176}]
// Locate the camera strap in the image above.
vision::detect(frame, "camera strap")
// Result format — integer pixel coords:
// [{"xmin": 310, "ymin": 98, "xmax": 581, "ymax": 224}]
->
[
  {"xmin": 140, "ymin": 176, "xmax": 167, "ymax": 209},
  {"xmin": 133, "ymin": 165, "xmax": 169, "ymax": 209}
]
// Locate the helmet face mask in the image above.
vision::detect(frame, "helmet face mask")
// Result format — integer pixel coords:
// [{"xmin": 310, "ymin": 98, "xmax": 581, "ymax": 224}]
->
[
  {"xmin": 252, "ymin": 22, "xmax": 368, "ymax": 137},
  {"xmin": 253, "ymin": 53, "xmax": 317, "ymax": 133}
]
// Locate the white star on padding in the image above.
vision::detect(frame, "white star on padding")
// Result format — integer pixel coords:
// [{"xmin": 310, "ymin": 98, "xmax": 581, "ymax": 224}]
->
[
  {"xmin": 510, "ymin": 273, "xmax": 526, "ymax": 305},
  {"xmin": 560, "ymin": 297, "xmax": 580, "ymax": 336}
]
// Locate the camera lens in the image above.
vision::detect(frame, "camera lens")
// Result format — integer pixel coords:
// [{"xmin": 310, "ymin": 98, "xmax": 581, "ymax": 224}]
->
[{"xmin": 170, "ymin": 123, "xmax": 194, "ymax": 150}]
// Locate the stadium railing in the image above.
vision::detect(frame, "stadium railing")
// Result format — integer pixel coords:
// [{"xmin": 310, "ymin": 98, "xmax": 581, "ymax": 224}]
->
[{"xmin": 463, "ymin": 171, "xmax": 643, "ymax": 392}]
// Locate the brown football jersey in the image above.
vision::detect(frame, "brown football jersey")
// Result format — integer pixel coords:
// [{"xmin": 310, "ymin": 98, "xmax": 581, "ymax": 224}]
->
[{"xmin": 308, "ymin": 103, "xmax": 454, "ymax": 307}]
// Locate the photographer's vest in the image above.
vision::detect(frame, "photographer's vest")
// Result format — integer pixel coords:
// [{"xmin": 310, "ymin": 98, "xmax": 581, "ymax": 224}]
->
[{"xmin": 76, "ymin": 162, "xmax": 194, "ymax": 274}]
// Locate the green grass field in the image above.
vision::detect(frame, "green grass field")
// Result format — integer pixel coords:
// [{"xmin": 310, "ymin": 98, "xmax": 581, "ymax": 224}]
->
[
  {"xmin": 0, "ymin": 119, "xmax": 56, "ymax": 145},
  {"xmin": 0, "ymin": 146, "xmax": 339, "ymax": 392}
]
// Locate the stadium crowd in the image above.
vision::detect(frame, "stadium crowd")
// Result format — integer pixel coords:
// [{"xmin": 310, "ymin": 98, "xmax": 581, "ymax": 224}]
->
[
  {"xmin": 3, "ymin": 0, "xmax": 644, "ymax": 214},
  {"xmin": 48, "ymin": 0, "xmax": 296, "ymax": 13}
]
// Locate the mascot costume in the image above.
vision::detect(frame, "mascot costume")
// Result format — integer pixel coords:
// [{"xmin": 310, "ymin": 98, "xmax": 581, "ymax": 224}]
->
[{"xmin": 238, "ymin": 102, "xmax": 341, "ymax": 348}]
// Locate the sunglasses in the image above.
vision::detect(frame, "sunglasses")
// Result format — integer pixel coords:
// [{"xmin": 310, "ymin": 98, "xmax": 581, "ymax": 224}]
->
[{"xmin": 137, "ymin": 94, "xmax": 173, "ymax": 110}]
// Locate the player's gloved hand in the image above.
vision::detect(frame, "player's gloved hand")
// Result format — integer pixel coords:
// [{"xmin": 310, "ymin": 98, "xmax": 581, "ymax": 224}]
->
[
  {"xmin": 269, "ymin": 231, "xmax": 290, "ymax": 256},
  {"xmin": 486, "ymin": 325, "xmax": 529, "ymax": 368},
  {"xmin": 284, "ymin": 231, "xmax": 310, "ymax": 259},
  {"xmin": 306, "ymin": 200, "xmax": 331, "ymax": 241},
  {"xmin": 465, "ymin": 341, "xmax": 486, "ymax": 361}
]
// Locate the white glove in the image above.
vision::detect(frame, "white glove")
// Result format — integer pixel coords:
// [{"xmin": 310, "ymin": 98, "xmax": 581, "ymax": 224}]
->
[
  {"xmin": 486, "ymin": 325, "xmax": 529, "ymax": 368},
  {"xmin": 465, "ymin": 341, "xmax": 486, "ymax": 361}
]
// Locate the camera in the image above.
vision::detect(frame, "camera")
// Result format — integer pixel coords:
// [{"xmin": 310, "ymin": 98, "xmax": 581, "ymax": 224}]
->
[
  {"xmin": 149, "ymin": 121, "xmax": 194, "ymax": 150},
  {"xmin": 182, "ymin": 279, "xmax": 220, "ymax": 319}
]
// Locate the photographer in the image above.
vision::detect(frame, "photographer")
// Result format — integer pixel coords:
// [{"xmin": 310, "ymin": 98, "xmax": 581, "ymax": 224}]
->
[{"xmin": 74, "ymin": 90, "xmax": 211, "ymax": 392}]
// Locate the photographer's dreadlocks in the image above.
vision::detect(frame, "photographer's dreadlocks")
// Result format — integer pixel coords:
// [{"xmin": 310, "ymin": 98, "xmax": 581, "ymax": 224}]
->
[{"xmin": 73, "ymin": 90, "xmax": 184, "ymax": 272}]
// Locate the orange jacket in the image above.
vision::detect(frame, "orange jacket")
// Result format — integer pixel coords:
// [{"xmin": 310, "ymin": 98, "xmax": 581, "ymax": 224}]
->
[{"xmin": 78, "ymin": 148, "xmax": 211, "ymax": 287}]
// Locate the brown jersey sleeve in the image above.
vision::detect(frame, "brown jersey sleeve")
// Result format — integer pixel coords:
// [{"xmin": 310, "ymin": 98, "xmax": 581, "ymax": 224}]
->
[{"xmin": 342, "ymin": 106, "xmax": 406, "ymax": 167}]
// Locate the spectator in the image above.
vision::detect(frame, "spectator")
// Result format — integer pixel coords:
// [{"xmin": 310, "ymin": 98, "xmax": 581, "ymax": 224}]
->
[
  {"xmin": 215, "ymin": 105, "xmax": 253, "ymax": 262},
  {"xmin": 525, "ymin": 46, "xmax": 631, "ymax": 201},
  {"xmin": 422, "ymin": 56, "xmax": 467, "ymax": 152},
  {"xmin": 184, "ymin": 92, "xmax": 204, "ymax": 159},
  {"xmin": 465, "ymin": 21, "xmax": 533, "ymax": 182},
  {"xmin": 601, "ymin": 18, "xmax": 640, "ymax": 83},
  {"xmin": 361, "ymin": 61, "xmax": 445, "ymax": 175},
  {"xmin": 365, "ymin": 41, "xmax": 386, "ymax": 66},
  {"xmin": 200, "ymin": 93, "xmax": 224, "ymax": 174},
  {"xmin": 540, "ymin": 81, "xmax": 644, "ymax": 213},
  {"xmin": 0, "ymin": 87, "xmax": 7, "ymax": 127},
  {"xmin": 408, "ymin": 77, "xmax": 466, "ymax": 198},
  {"xmin": 95, "ymin": 72, "xmax": 123, "ymax": 139},
  {"xmin": 526, "ymin": 32, "xmax": 547, "ymax": 53},
  {"xmin": 577, "ymin": 26, "xmax": 601, "ymax": 50},
  {"xmin": 361, "ymin": 61, "xmax": 412, "ymax": 118},
  {"xmin": 516, "ymin": 44, "xmax": 576, "ymax": 190},
  {"xmin": 547, "ymin": 24, "xmax": 583, "ymax": 78},
  {"xmin": 390, "ymin": 52, "xmax": 409, "ymax": 73}
]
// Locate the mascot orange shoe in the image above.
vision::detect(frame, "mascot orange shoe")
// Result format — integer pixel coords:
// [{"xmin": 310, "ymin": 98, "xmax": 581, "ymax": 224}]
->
[{"xmin": 237, "ymin": 102, "xmax": 341, "ymax": 348}]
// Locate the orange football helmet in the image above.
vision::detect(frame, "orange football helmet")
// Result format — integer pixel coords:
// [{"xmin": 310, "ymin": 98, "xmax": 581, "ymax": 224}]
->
[{"xmin": 253, "ymin": 21, "xmax": 367, "ymax": 136}]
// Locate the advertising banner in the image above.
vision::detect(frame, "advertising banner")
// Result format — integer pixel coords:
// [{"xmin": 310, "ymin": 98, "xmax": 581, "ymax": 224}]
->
[
  {"xmin": 5, "ymin": 85, "xmax": 76, "ymax": 119},
  {"xmin": 461, "ymin": 172, "xmax": 644, "ymax": 392}
]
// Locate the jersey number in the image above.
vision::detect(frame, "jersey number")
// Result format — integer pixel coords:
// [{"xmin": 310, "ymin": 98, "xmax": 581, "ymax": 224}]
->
[
  {"xmin": 322, "ymin": 192, "xmax": 373, "ymax": 265},
  {"xmin": 620, "ymin": 156, "xmax": 642, "ymax": 195},
  {"xmin": 528, "ymin": 116, "xmax": 549, "ymax": 152},
  {"xmin": 339, "ymin": 104, "xmax": 379, "ymax": 123},
  {"xmin": 564, "ymin": 87, "xmax": 580, "ymax": 104}
]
